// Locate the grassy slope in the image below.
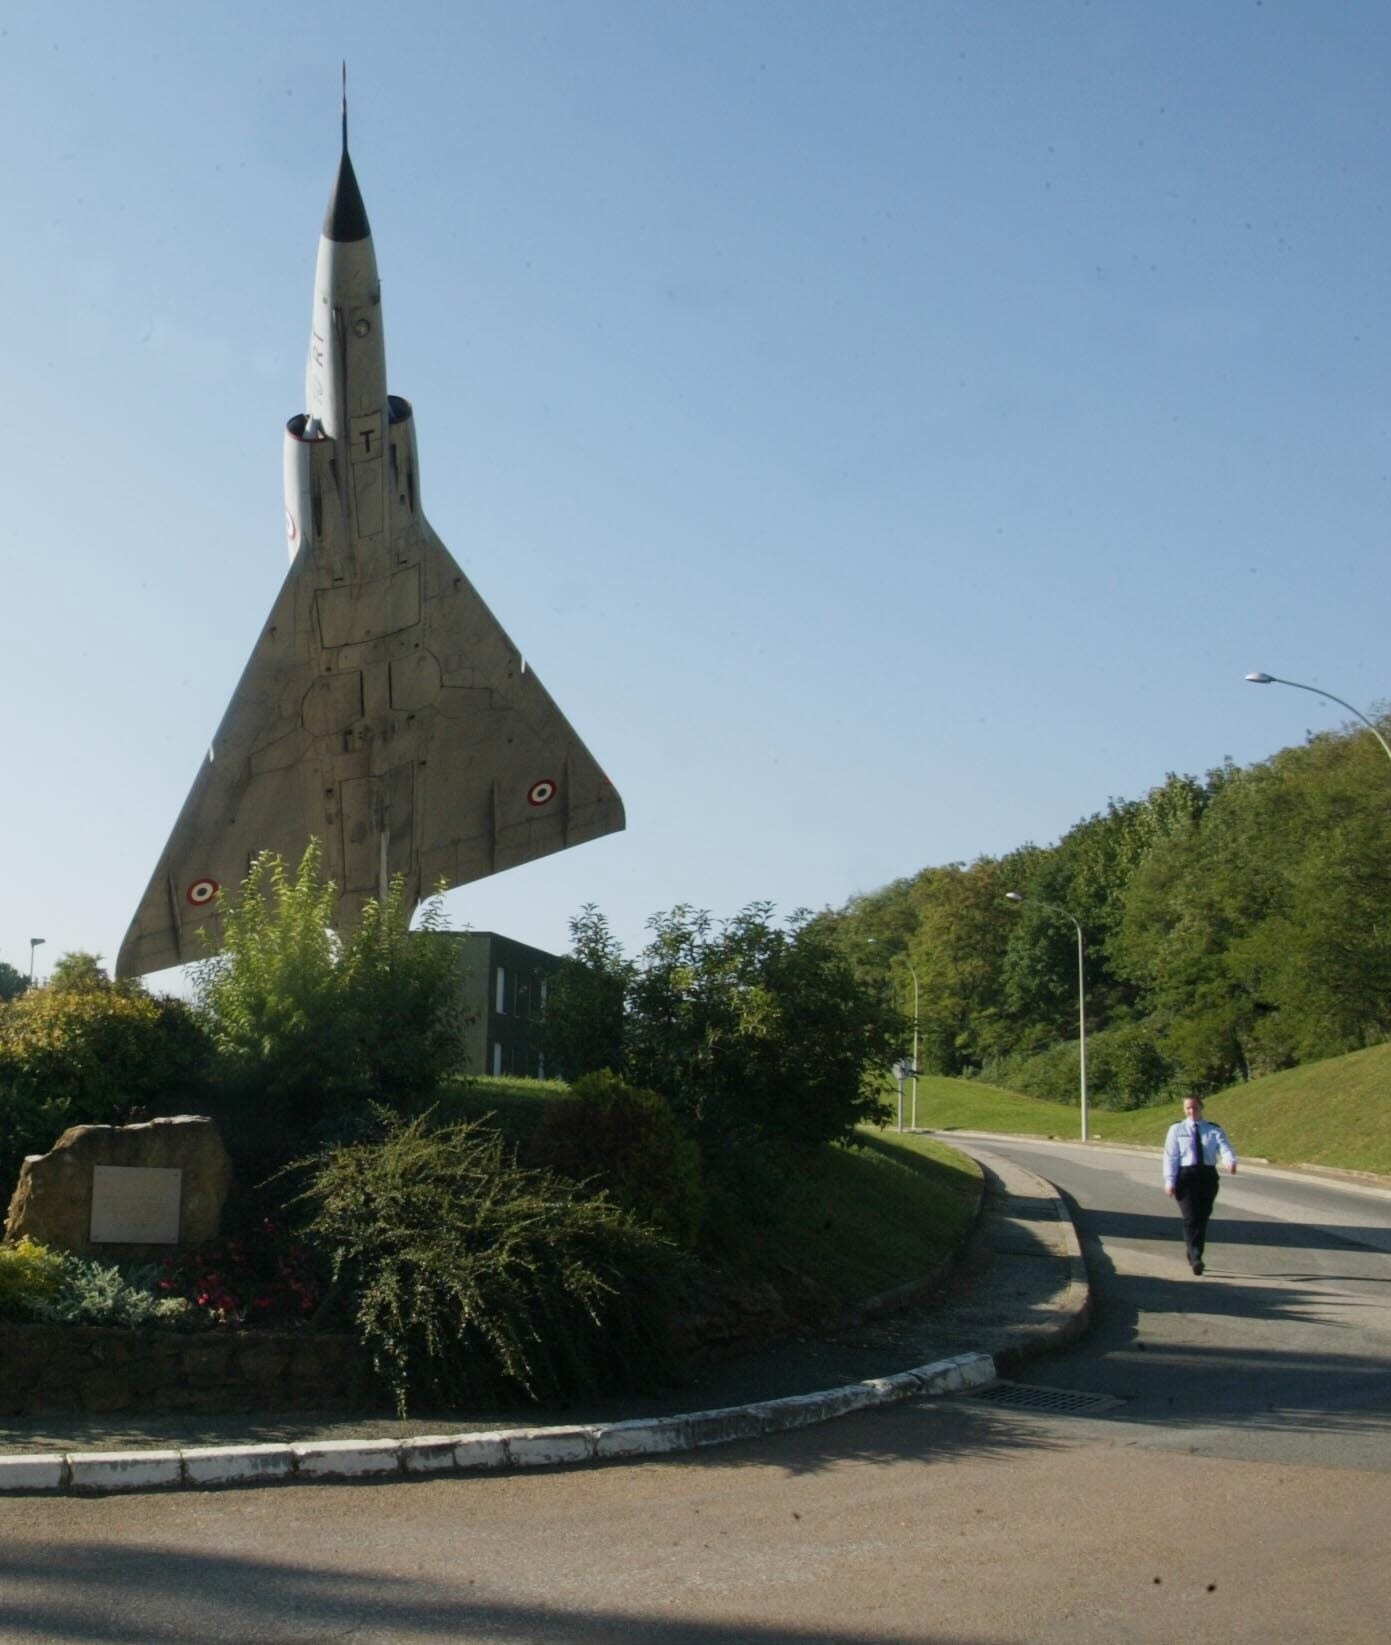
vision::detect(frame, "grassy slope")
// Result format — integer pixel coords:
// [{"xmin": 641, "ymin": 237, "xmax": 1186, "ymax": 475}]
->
[
  {"xmin": 721, "ymin": 1133, "xmax": 982, "ymax": 1311},
  {"xmin": 442, "ymin": 1074, "xmax": 983, "ymax": 1304},
  {"xmin": 908, "ymin": 1042, "xmax": 1391, "ymax": 1176}
]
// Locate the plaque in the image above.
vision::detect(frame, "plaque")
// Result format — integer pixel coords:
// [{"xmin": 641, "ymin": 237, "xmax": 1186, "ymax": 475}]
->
[{"xmin": 89, "ymin": 1165, "xmax": 183, "ymax": 1245}]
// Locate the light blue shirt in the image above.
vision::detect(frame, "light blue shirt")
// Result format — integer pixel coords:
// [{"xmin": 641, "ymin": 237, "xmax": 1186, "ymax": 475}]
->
[{"xmin": 1163, "ymin": 1118, "xmax": 1237, "ymax": 1190}]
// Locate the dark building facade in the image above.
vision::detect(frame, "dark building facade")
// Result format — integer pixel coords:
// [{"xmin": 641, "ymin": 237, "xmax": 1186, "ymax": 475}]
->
[{"xmin": 454, "ymin": 931, "xmax": 561, "ymax": 1078}]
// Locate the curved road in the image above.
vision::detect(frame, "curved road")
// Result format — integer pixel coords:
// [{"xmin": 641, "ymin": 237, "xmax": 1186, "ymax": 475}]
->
[
  {"xmin": 966, "ymin": 1134, "xmax": 1391, "ymax": 1473},
  {"xmin": 0, "ymin": 1141, "xmax": 1386, "ymax": 1643}
]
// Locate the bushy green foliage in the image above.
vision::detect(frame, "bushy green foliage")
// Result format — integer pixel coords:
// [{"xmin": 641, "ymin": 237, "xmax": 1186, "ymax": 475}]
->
[
  {"xmin": 0, "ymin": 1240, "xmax": 191, "ymax": 1327},
  {"xmin": 527, "ymin": 1071, "xmax": 705, "ymax": 1247},
  {"xmin": 983, "ymin": 1022, "xmax": 1173, "ymax": 1111},
  {"xmin": 0, "ymin": 1238, "xmax": 67, "ymax": 1318},
  {"xmin": 0, "ymin": 970, "xmax": 211, "ymax": 1187},
  {"xmin": 293, "ymin": 1110, "xmax": 680, "ymax": 1415},
  {"xmin": 832, "ymin": 716, "xmax": 1391, "ymax": 1093},
  {"xmin": 31, "ymin": 1256, "xmax": 192, "ymax": 1327},
  {"xmin": 194, "ymin": 840, "xmax": 466, "ymax": 1139},
  {"xmin": 625, "ymin": 904, "xmax": 898, "ymax": 1182},
  {"xmin": 539, "ymin": 905, "xmax": 631, "ymax": 1080},
  {"xmin": 0, "ymin": 962, "xmax": 30, "ymax": 1003}
]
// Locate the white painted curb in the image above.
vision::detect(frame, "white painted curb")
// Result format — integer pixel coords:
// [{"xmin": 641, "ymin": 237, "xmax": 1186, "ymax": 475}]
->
[{"xmin": 0, "ymin": 1350, "xmax": 997, "ymax": 1496}]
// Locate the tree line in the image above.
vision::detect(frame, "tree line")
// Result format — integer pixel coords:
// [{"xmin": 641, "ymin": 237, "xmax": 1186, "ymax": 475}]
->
[{"xmin": 818, "ymin": 716, "xmax": 1391, "ymax": 1108}]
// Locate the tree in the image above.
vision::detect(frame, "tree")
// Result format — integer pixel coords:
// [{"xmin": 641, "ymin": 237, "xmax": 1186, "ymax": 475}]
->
[
  {"xmin": 539, "ymin": 905, "xmax": 632, "ymax": 1080},
  {"xmin": 0, "ymin": 981, "xmax": 210, "ymax": 1187},
  {"xmin": 46, "ymin": 952, "xmax": 114, "ymax": 993},
  {"xmin": 194, "ymin": 840, "xmax": 466, "ymax": 1135},
  {"xmin": 624, "ymin": 902, "xmax": 898, "ymax": 1182},
  {"xmin": 0, "ymin": 963, "xmax": 29, "ymax": 1003}
]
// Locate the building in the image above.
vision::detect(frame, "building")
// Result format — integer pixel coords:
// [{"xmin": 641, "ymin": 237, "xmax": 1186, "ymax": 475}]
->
[{"xmin": 453, "ymin": 932, "xmax": 560, "ymax": 1079}]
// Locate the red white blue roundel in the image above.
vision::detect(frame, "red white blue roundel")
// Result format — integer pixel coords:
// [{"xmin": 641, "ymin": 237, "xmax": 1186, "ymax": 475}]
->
[
  {"xmin": 186, "ymin": 877, "xmax": 219, "ymax": 907},
  {"xmin": 527, "ymin": 778, "xmax": 557, "ymax": 807}
]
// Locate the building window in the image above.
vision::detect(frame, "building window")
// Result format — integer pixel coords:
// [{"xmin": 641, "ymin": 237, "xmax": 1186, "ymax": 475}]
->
[
  {"xmin": 492, "ymin": 1041, "xmax": 503, "ymax": 1076},
  {"xmin": 495, "ymin": 966, "xmax": 506, "ymax": 1015}
]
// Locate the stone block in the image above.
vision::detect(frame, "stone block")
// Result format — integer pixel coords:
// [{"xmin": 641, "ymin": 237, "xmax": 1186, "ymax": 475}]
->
[
  {"xmin": 503, "ymin": 1426, "xmax": 596, "ymax": 1468},
  {"xmin": 0, "ymin": 1454, "xmax": 67, "ymax": 1494},
  {"xmin": 5, "ymin": 1116, "xmax": 232, "ymax": 1258},
  {"xmin": 69, "ymin": 1449, "xmax": 183, "ymax": 1494},
  {"xmin": 182, "ymin": 1444, "xmax": 296, "ymax": 1487}
]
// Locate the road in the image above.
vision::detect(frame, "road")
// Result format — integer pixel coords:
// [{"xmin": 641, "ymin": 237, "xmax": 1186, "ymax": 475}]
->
[{"xmin": 0, "ymin": 1138, "xmax": 1386, "ymax": 1644}]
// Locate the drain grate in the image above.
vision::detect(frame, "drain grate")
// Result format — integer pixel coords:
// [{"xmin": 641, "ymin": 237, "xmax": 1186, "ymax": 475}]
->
[{"xmin": 968, "ymin": 1381, "xmax": 1121, "ymax": 1415}]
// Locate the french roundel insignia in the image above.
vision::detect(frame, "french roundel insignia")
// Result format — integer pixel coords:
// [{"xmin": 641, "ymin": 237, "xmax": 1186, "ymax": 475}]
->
[
  {"xmin": 186, "ymin": 878, "xmax": 219, "ymax": 907},
  {"xmin": 285, "ymin": 511, "xmax": 298, "ymax": 545},
  {"xmin": 527, "ymin": 778, "xmax": 557, "ymax": 807}
]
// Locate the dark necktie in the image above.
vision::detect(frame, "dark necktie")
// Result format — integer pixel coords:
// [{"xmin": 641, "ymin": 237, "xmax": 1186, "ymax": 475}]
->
[{"xmin": 1192, "ymin": 1123, "xmax": 1202, "ymax": 1167}]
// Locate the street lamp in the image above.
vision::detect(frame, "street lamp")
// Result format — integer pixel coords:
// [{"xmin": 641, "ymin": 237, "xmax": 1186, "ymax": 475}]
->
[
  {"xmin": 867, "ymin": 940, "xmax": 921, "ymax": 1130},
  {"xmin": 1005, "ymin": 893, "xmax": 1088, "ymax": 1142},
  {"xmin": 1244, "ymin": 671, "xmax": 1391, "ymax": 766},
  {"xmin": 28, "ymin": 937, "xmax": 44, "ymax": 983}
]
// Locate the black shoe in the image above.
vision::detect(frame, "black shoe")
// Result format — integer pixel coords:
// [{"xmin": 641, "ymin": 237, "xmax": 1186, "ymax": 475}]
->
[{"xmin": 1191, "ymin": 1260, "xmax": 1204, "ymax": 1275}]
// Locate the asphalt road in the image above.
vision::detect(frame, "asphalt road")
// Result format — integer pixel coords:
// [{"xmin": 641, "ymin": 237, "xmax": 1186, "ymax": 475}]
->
[
  {"xmin": 0, "ymin": 1139, "xmax": 1386, "ymax": 1644},
  {"xmin": 964, "ymin": 1135, "xmax": 1391, "ymax": 1473}
]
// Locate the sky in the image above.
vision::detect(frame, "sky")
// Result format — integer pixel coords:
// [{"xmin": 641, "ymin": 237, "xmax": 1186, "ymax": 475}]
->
[{"xmin": 1, "ymin": 1, "xmax": 1388, "ymax": 986}]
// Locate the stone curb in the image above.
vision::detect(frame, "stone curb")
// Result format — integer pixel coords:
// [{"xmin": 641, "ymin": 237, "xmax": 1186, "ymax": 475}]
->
[
  {"xmin": 0, "ymin": 1161, "xmax": 1088, "ymax": 1498},
  {"xmin": 0, "ymin": 1351, "xmax": 998, "ymax": 1497}
]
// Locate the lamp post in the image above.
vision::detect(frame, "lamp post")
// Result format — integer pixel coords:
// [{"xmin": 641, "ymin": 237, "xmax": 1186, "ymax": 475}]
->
[
  {"xmin": 28, "ymin": 937, "xmax": 44, "ymax": 983},
  {"xmin": 1005, "ymin": 892, "xmax": 1088, "ymax": 1142},
  {"xmin": 867, "ymin": 941, "xmax": 921, "ymax": 1129},
  {"xmin": 1244, "ymin": 671, "xmax": 1391, "ymax": 766}
]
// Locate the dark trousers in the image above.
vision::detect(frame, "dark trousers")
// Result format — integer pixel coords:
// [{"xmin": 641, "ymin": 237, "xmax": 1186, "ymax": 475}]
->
[{"xmin": 1174, "ymin": 1164, "xmax": 1220, "ymax": 1263}]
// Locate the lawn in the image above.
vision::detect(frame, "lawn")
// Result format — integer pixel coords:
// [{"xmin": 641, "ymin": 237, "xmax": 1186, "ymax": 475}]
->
[{"xmin": 901, "ymin": 1043, "xmax": 1391, "ymax": 1177}]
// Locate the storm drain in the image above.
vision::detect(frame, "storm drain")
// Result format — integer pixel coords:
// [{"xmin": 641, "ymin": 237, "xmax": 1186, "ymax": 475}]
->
[{"xmin": 968, "ymin": 1381, "xmax": 1121, "ymax": 1416}]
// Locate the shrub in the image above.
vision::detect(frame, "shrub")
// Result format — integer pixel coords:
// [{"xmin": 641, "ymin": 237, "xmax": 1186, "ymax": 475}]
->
[
  {"xmin": 527, "ymin": 1071, "xmax": 705, "ymax": 1247},
  {"xmin": 0, "ymin": 981, "xmax": 211, "ymax": 1188},
  {"xmin": 156, "ymin": 1219, "xmax": 324, "ymax": 1326},
  {"xmin": 0, "ymin": 1238, "xmax": 67, "ymax": 1319},
  {"xmin": 195, "ymin": 841, "xmax": 466, "ymax": 1139},
  {"xmin": 293, "ymin": 1110, "xmax": 680, "ymax": 1415},
  {"xmin": 29, "ymin": 1255, "xmax": 191, "ymax": 1328}
]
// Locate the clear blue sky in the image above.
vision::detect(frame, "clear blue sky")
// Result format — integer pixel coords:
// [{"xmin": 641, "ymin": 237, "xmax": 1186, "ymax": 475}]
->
[{"xmin": 2, "ymin": 1, "xmax": 1387, "ymax": 983}]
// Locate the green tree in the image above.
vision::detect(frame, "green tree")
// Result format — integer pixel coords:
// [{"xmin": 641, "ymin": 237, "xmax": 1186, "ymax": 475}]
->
[
  {"xmin": 0, "ymin": 982, "xmax": 210, "ymax": 1186},
  {"xmin": 624, "ymin": 902, "xmax": 898, "ymax": 1185},
  {"xmin": 195, "ymin": 840, "xmax": 466, "ymax": 1138},
  {"xmin": 0, "ymin": 963, "xmax": 30, "ymax": 1003},
  {"xmin": 540, "ymin": 904, "xmax": 632, "ymax": 1080},
  {"xmin": 46, "ymin": 952, "xmax": 113, "ymax": 993}
]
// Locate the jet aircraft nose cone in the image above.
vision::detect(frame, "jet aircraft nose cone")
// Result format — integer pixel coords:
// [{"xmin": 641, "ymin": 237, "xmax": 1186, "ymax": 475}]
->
[{"xmin": 323, "ymin": 147, "xmax": 371, "ymax": 243}]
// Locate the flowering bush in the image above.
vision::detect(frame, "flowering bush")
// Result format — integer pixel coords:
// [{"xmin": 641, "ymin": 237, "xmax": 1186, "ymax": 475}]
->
[
  {"xmin": 0, "ymin": 1238, "xmax": 68, "ymax": 1318},
  {"xmin": 158, "ymin": 1218, "xmax": 324, "ymax": 1326}
]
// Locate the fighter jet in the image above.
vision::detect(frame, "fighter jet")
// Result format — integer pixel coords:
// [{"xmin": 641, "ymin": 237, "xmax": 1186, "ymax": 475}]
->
[{"xmin": 116, "ymin": 101, "xmax": 624, "ymax": 978}]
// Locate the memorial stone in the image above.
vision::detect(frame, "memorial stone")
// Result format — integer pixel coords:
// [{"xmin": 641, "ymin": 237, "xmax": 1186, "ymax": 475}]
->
[{"xmin": 4, "ymin": 1116, "xmax": 233, "ymax": 1257}]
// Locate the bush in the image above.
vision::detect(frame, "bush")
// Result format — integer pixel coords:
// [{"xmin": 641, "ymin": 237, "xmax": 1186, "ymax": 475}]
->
[
  {"xmin": 156, "ymin": 1219, "xmax": 324, "ymax": 1326},
  {"xmin": 0, "ymin": 1238, "xmax": 67, "ymax": 1319},
  {"xmin": 0, "ymin": 981, "xmax": 211, "ymax": 1188},
  {"xmin": 293, "ymin": 1111, "xmax": 681, "ymax": 1415},
  {"xmin": 527, "ymin": 1071, "xmax": 705, "ymax": 1247},
  {"xmin": 195, "ymin": 841, "xmax": 466, "ymax": 1139},
  {"xmin": 23, "ymin": 1253, "xmax": 191, "ymax": 1328}
]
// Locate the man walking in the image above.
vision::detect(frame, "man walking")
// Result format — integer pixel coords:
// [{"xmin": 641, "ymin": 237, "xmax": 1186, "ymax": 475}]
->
[{"xmin": 1163, "ymin": 1095, "xmax": 1237, "ymax": 1274}]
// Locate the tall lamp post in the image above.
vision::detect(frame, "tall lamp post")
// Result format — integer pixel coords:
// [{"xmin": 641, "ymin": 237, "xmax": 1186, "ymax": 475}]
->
[
  {"xmin": 867, "ymin": 941, "xmax": 921, "ymax": 1129},
  {"xmin": 28, "ymin": 937, "xmax": 45, "ymax": 983},
  {"xmin": 1244, "ymin": 672, "xmax": 1391, "ymax": 766},
  {"xmin": 1005, "ymin": 892, "xmax": 1088, "ymax": 1142}
]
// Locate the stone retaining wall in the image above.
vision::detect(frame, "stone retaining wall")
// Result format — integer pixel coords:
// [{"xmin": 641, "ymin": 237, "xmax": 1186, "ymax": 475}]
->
[{"xmin": 0, "ymin": 1321, "xmax": 380, "ymax": 1416}]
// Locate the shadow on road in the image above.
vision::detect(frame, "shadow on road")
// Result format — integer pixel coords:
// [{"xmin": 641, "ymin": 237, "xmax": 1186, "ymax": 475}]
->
[{"xmin": 0, "ymin": 1535, "xmax": 998, "ymax": 1645}]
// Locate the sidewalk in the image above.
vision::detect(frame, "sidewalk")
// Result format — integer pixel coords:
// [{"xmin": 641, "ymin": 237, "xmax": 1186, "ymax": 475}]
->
[{"xmin": 0, "ymin": 1145, "xmax": 1089, "ymax": 1493}]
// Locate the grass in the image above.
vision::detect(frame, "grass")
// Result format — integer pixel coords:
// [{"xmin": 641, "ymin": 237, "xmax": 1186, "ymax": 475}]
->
[
  {"xmin": 694, "ymin": 1132, "xmax": 982, "ymax": 1312},
  {"xmin": 906, "ymin": 1042, "xmax": 1391, "ymax": 1176},
  {"xmin": 444, "ymin": 1075, "xmax": 986, "ymax": 1307}
]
